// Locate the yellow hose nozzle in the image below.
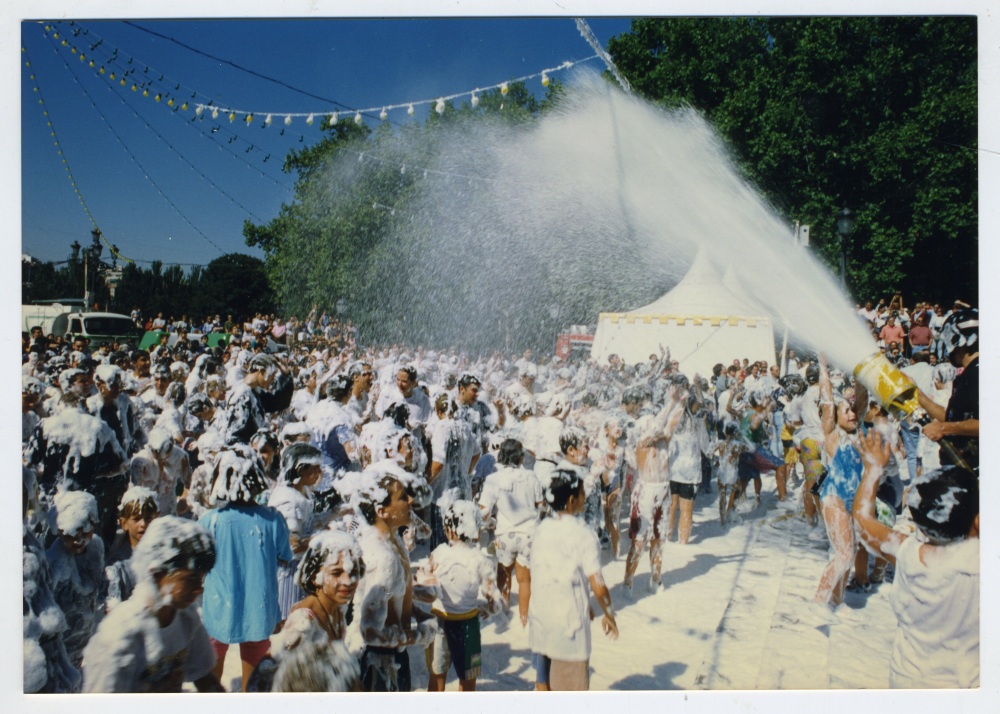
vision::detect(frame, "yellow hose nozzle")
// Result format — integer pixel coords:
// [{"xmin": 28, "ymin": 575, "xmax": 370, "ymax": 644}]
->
[{"xmin": 853, "ymin": 352, "xmax": 920, "ymax": 418}]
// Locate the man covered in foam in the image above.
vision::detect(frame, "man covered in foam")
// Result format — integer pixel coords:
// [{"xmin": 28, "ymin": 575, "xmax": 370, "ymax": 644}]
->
[
  {"xmin": 852, "ymin": 428, "xmax": 979, "ymax": 688},
  {"xmin": 341, "ymin": 460, "xmax": 435, "ymax": 691}
]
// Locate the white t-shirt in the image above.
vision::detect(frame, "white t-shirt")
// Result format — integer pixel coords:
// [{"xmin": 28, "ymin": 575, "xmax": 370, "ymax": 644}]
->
[
  {"xmin": 479, "ymin": 465, "xmax": 543, "ymax": 534},
  {"xmin": 82, "ymin": 589, "xmax": 215, "ymax": 692},
  {"xmin": 528, "ymin": 513, "xmax": 602, "ymax": 662},
  {"xmin": 268, "ymin": 485, "xmax": 314, "ymax": 537},
  {"xmin": 428, "ymin": 542, "xmax": 495, "ymax": 616},
  {"xmin": 888, "ymin": 537, "xmax": 979, "ymax": 688}
]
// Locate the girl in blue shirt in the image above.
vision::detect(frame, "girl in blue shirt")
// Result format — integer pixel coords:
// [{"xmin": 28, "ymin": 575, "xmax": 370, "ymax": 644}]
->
[{"xmin": 199, "ymin": 445, "xmax": 293, "ymax": 691}]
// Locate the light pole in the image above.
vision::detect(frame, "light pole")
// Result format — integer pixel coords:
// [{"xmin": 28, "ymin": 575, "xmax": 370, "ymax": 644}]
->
[{"xmin": 836, "ymin": 207, "xmax": 854, "ymax": 291}]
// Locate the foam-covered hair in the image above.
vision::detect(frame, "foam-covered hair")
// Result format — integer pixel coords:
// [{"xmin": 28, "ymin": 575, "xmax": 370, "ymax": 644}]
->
[
  {"xmin": 558, "ymin": 424, "xmax": 589, "ymax": 455},
  {"xmin": 436, "ymin": 490, "xmax": 482, "ymax": 542},
  {"xmin": 294, "ymin": 528, "xmax": 365, "ymax": 594},
  {"xmin": 279, "ymin": 442, "xmax": 323, "ymax": 486},
  {"xmin": 57, "ymin": 368, "xmax": 86, "ymax": 393},
  {"xmin": 118, "ymin": 484, "xmax": 160, "ymax": 516},
  {"xmin": 93, "ymin": 363, "xmax": 125, "ymax": 387},
  {"xmin": 130, "ymin": 515, "xmax": 215, "ymax": 580},
  {"xmin": 906, "ymin": 466, "xmax": 978, "ymax": 544},
  {"xmin": 52, "ymin": 490, "xmax": 99, "ymax": 537},
  {"xmin": 209, "ymin": 445, "xmax": 271, "ymax": 504},
  {"xmin": 147, "ymin": 427, "xmax": 174, "ymax": 458}
]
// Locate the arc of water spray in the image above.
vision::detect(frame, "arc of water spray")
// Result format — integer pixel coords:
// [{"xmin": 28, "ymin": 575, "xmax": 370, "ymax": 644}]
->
[{"xmin": 575, "ymin": 18, "xmax": 632, "ymax": 95}]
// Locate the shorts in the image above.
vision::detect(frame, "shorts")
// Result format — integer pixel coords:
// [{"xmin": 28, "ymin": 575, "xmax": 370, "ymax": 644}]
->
[
  {"xmin": 533, "ymin": 652, "xmax": 552, "ymax": 684},
  {"xmin": 209, "ymin": 637, "xmax": 270, "ymax": 668},
  {"xmin": 799, "ymin": 438, "xmax": 824, "ymax": 481},
  {"xmin": 669, "ymin": 481, "xmax": 696, "ymax": 500},
  {"xmin": 628, "ymin": 482, "xmax": 668, "ymax": 540},
  {"xmin": 429, "ymin": 612, "xmax": 482, "ymax": 680},
  {"xmin": 494, "ymin": 530, "xmax": 532, "ymax": 568},
  {"xmin": 737, "ymin": 451, "xmax": 759, "ymax": 483},
  {"xmin": 360, "ymin": 646, "xmax": 411, "ymax": 692},
  {"xmin": 752, "ymin": 446, "xmax": 784, "ymax": 473}
]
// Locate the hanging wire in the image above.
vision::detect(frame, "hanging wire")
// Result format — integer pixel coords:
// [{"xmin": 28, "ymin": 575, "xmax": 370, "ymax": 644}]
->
[
  {"xmin": 22, "ymin": 44, "xmax": 133, "ymax": 264},
  {"xmin": 42, "ymin": 29, "xmax": 226, "ymax": 255},
  {"xmin": 120, "ymin": 20, "xmax": 392, "ymax": 123},
  {"xmin": 68, "ymin": 44, "xmax": 275, "ymax": 224}
]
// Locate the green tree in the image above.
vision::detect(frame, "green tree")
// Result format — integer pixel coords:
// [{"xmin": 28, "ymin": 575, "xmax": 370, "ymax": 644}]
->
[{"xmin": 607, "ymin": 16, "xmax": 977, "ymax": 303}]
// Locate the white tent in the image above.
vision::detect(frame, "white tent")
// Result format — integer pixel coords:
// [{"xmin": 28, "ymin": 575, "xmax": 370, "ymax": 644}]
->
[{"xmin": 590, "ymin": 251, "xmax": 776, "ymax": 377}]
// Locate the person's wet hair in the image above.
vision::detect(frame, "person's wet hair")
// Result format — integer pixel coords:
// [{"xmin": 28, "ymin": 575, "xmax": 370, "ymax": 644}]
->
[
  {"xmin": 546, "ymin": 468, "xmax": 584, "ymax": 512},
  {"xmin": 907, "ymin": 466, "xmax": 979, "ymax": 544},
  {"xmin": 497, "ymin": 438, "xmax": 525, "ymax": 467}
]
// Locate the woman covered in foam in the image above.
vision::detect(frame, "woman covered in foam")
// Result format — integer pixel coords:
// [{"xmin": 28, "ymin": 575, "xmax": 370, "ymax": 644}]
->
[
  {"xmin": 853, "ymin": 428, "xmax": 979, "ymax": 688},
  {"xmin": 263, "ymin": 528, "xmax": 365, "ymax": 692}
]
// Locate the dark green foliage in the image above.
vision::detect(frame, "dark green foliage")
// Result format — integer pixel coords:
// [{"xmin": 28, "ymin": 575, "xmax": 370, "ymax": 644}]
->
[{"xmin": 607, "ymin": 16, "xmax": 977, "ymax": 303}]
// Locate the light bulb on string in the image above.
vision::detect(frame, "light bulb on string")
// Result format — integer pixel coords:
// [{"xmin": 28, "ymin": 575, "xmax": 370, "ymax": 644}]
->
[
  {"xmin": 245, "ymin": 114, "xmax": 253, "ymax": 124},
  {"xmin": 167, "ymin": 98, "xmax": 174, "ymax": 106},
  {"xmin": 181, "ymin": 102, "xmax": 188, "ymax": 111},
  {"xmin": 541, "ymin": 72, "xmax": 550, "ymax": 87},
  {"xmin": 471, "ymin": 92, "xmax": 480, "ymax": 107},
  {"xmin": 354, "ymin": 111, "xmax": 363, "ymax": 124},
  {"xmin": 284, "ymin": 115, "xmax": 292, "ymax": 126},
  {"xmin": 228, "ymin": 112, "xmax": 235, "ymax": 122},
  {"xmin": 329, "ymin": 112, "xmax": 338, "ymax": 126},
  {"xmin": 501, "ymin": 82, "xmax": 509, "ymax": 95},
  {"xmin": 435, "ymin": 98, "xmax": 445, "ymax": 114},
  {"xmin": 407, "ymin": 104, "xmax": 415, "ymax": 116},
  {"xmin": 142, "ymin": 88, "xmax": 149, "ymax": 97},
  {"xmin": 265, "ymin": 114, "xmax": 273, "ymax": 126},
  {"xmin": 195, "ymin": 105, "xmax": 204, "ymax": 116},
  {"xmin": 380, "ymin": 108, "xmax": 387, "ymax": 121},
  {"xmin": 306, "ymin": 114, "xmax": 314, "ymax": 125},
  {"xmin": 155, "ymin": 94, "xmax": 162, "ymax": 102}
]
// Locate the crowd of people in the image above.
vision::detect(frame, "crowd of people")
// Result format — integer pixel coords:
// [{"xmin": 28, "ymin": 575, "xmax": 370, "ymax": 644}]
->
[{"xmin": 21, "ymin": 297, "xmax": 979, "ymax": 693}]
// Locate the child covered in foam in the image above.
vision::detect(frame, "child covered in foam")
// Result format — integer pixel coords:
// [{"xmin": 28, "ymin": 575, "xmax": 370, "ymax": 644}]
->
[
  {"xmin": 419, "ymin": 491, "xmax": 502, "ymax": 691},
  {"xmin": 853, "ymin": 428, "xmax": 979, "ymax": 688},
  {"xmin": 82, "ymin": 516, "xmax": 223, "ymax": 692},
  {"xmin": 529, "ymin": 468, "xmax": 618, "ymax": 691},
  {"xmin": 45, "ymin": 490, "xmax": 105, "ymax": 669},
  {"xmin": 104, "ymin": 485, "xmax": 160, "ymax": 611}
]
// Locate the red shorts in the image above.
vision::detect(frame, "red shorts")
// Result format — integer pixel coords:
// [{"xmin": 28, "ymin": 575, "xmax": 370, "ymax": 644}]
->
[
  {"xmin": 209, "ymin": 637, "xmax": 271, "ymax": 668},
  {"xmin": 629, "ymin": 503, "xmax": 663, "ymax": 541}
]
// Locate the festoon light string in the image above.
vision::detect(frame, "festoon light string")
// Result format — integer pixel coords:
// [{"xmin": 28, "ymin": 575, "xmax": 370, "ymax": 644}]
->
[
  {"xmin": 38, "ymin": 29, "xmax": 226, "ymax": 256},
  {"xmin": 43, "ymin": 19, "xmax": 590, "ymax": 190}
]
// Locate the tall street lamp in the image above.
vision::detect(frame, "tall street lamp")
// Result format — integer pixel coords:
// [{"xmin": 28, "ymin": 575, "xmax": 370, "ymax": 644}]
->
[{"xmin": 836, "ymin": 207, "xmax": 854, "ymax": 291}]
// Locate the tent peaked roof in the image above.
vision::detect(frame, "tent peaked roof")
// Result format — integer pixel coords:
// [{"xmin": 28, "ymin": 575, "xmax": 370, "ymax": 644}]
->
[
  {"xmin": 721, "ymin": 264, "xmax": 770, "ymax": 317},
  {"xmin": 629, "ymin": 249, "xmax": 762, "ymax": 317}
]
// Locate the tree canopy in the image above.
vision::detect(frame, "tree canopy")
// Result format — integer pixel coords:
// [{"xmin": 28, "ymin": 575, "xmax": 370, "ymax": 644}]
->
[{"xmin": 607, "ymin": 16, "xmax": 977, "ymax": 303}]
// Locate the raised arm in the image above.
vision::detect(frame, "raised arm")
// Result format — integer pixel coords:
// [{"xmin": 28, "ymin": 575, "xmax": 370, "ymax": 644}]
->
[{"xmin": 852, "ymin": 428, "xmax": 905, "ymax": 566}]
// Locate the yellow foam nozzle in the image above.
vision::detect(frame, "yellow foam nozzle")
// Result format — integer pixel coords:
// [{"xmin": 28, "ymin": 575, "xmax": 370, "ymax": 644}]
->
[{"xmin": 853, "ymin": 352, "xmax": 920, "ymax": 418}]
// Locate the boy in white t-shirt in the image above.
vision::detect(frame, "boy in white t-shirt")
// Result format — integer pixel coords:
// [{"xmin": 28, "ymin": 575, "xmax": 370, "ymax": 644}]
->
[
  {"xmin": 529, "ymin": 468, "xmax": 618, "ymax": 691},
  {"xmin": 478, "ymin": 438, "xmax": 544, "ymax": 625},
  {"xmin": 420, "ymin": 494, "xmax": 501, "ymax": 691},
  {"xmin": 82, "ymin": 516, "xmax": 222, "ymax": 692}
]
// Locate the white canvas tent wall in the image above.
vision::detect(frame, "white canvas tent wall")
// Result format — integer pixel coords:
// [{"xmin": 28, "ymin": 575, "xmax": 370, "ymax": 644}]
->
[{"xmin": 590, "ymin": 251, "xmax": 776, "ymax": 377}]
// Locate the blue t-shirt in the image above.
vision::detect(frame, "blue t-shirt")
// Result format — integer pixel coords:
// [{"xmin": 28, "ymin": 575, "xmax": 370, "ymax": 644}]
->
[{"xmin": 199, "ymin": 504, "xmax": 292, "ymax": 643}]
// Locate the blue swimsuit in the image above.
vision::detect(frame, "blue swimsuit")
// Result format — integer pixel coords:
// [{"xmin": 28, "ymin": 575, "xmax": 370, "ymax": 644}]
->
[{"xmin": 819, "ymin": 435, "xmax": 864, "ymax": 511}]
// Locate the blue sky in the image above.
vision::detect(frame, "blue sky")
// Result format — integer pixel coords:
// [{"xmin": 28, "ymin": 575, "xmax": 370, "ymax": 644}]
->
[{"xmin": 20, "ymin": 16, "xmax": 633, "ymax": 267}]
